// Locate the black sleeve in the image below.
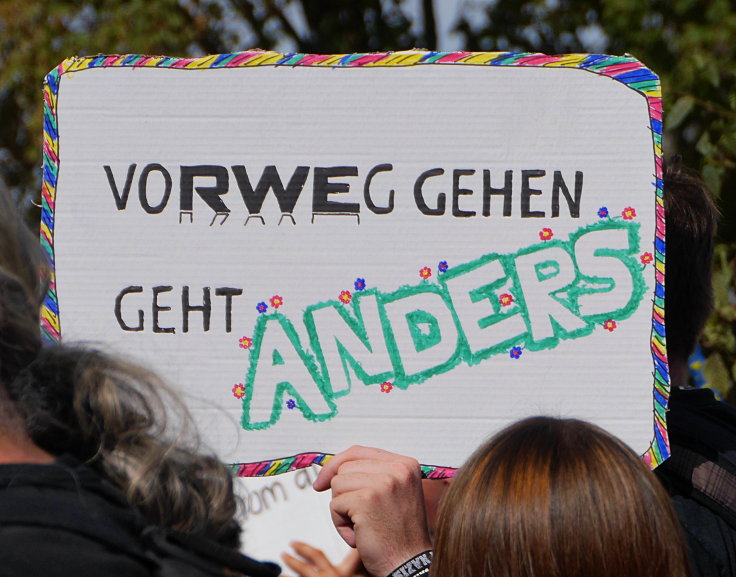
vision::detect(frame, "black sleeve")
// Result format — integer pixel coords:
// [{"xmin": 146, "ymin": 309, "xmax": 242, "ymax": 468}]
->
[
  {"xmin": 671, "ymin": 496, "xmax": 736, "ymax": 577},
  {"xmin": 0, "ymin": 526, "xmax": 153, "ymax": 577}
]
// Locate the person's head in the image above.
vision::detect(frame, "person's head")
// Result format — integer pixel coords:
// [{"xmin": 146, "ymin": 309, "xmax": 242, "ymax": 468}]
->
[
  {"xmin": 0, "ymin": 187, "xmax": 49, "ymax": 457},
  {"xmin": 663, "ymin": 159, "xmax": 719, "ymax": 376},
  {"xmin": 0, "ymin": 184, "xmax": 241, "ymax": 545},
  {"xmin": 432, "ymin": 416, "xmax": 692, "ymax": 577},
  {"xmin": 10, "ymin": 345, "xmax": 242, "ymax": 546},
  {"xmin": 421, "ymin": 477, "xmax": 452, "ymax": 537}
]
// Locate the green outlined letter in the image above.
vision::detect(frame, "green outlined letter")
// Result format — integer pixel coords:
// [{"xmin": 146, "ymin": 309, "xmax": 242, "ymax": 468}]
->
[
  {"xmin": 242, "ymin": 314, "xmax": 334, "ymax": 430},
  {"xmin": 381, "ymin": 284, "xmax": 461, "ymax": 385},
  {"xmin": 513, "ymin": 244, "xmax": 588, "ymax": 344},
  {"xmin": 304, "ymin": 291, "xmax": 393, "ymax": 397},
  {"xmin": 441, "ymin": 255, "xmax": 528, "ymax": 363},
  {"xmin": 572, "ymin": 223, "xmax": 642, "ymax": 320}
]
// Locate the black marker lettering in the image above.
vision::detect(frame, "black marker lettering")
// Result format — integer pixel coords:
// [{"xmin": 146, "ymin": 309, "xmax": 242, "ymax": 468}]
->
[
  {"xmin": 452, "ymin": 169, "xmax": 476, "ymax": 217},
  {"xmin": 138, "ymin": 164, "xmax": 172, "ymax": 214},
  {"xmin": 313, "ymin": 166, "xmax": 360, "ymax": 213},
  {"xmin": 215, "ymin": 287, "xmax": 243, "ymax": 333},
  {"xmin": 551, "ymin": 170, "xmax": 583, "ymax": 218},
  {"xmin": 182, "ymin": 286, "xmax": 211, "ymax": 333},
  {"xmin": 483, "ymin": 169, "xmax": 513, "ymax": 217},
  {"xmin": 364, "ymin": 163, "xmax": 394, "ymax": 214},
  {"xmin": 152, "ymin": 285, "xmax": 175, "ymax": 334},
  {"xmin": 115, "ymin": 286, "xmax": 144, "ymax": 331},
  {"xmin": 105, "ymin": 164, "xmax": 137, "ymax": 210},
  {"xmin": 414, "ymin": 168, "xmax": 446, "ymax": 216},
  {"xmin": 521, "ymin": 170, "xmax": 546, "ymax": 218}
]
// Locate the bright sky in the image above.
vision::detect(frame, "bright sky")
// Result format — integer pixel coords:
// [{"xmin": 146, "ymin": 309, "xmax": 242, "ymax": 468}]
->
[
  {"xmin": 268, "ymin": 0, "xmax": 491, "ymax": 53},
  {"xmin": 404, "ymin": 0, "xmax": 471, "ymax": 51}
]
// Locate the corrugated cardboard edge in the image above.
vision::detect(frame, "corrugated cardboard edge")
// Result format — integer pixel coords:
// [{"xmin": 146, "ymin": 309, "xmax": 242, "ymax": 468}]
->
[{"xmin": 40, "ymin": 50, "xmax": 666, "ymax": 476}]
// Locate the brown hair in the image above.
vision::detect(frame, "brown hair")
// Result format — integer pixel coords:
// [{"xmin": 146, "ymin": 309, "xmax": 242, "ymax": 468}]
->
[
  {"xmin": 432, "ymin": 417, "xmax": 692, "ymax": 577},
  {"xmin": 0, "ymin": 186, "xmax": 241, "ymax": 547},
  {"xmin": 663, "ymin": 159, "xmax": 719, "ymax": 363},
  {"xmin": 0, "ymin": 189, "xmax": 45, "ymax": 412}
]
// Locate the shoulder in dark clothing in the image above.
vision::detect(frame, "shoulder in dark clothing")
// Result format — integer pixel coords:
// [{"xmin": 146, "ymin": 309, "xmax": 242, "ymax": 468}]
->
[
  {"xmin": 0, "ymin": 459, "xmax": 154, "ymax": 577},
  {"xmin": 0, "ymin": 459, "xmax": 280, "ymax": 577},
  {"xmin": 671, "ymin": 495, "xmax": 736, "ymax": 577},
  {"xmin": 657, "ymin": 388, "xmax": 736, "ymax": 577}
]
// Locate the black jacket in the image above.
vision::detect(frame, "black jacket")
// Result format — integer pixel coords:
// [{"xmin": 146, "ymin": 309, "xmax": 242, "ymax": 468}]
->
[
  {"xmin": 0, "ymin": 457, "xmax": 280, "ymax": 577},
  {"xmin": 656, "ymin": 387, "xmax": 736, "ymax": 577}
]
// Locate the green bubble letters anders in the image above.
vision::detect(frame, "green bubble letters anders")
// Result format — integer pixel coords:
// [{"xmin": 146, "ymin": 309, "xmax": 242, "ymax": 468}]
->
[{"xmin": 241, "ymin": 219, "xmax": 645, "ymax": 430}]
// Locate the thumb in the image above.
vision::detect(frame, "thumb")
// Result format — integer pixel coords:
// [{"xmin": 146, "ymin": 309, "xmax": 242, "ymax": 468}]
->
[{"xmin": 336, "ymin": 550, "xmax": 363, "ymax": 577}]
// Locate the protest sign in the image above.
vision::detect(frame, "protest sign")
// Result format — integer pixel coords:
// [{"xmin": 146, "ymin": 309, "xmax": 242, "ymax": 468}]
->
[{"xmin": 41, "ymin": 51, "xmax": 665, "ymax": 483}]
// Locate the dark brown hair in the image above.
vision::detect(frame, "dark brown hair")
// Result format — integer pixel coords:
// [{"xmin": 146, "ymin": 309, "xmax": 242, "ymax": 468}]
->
[
  {"xmin": 0, "ymin": 186, "xmax": 240, "ymax": 547},
  {"xmin": 663, "ymin": 159, "xmax": 719, "ymax": 362},
  {"xmin": 432, "ymin": 417, "xmax": 692, "ymax": 577},
  {"xmin": 0, "ymin": 189, "xmax": 45, "ymax": 409}
]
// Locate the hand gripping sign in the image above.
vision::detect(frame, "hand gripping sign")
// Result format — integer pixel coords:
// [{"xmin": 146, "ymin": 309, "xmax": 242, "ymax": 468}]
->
[{"xmin": 42, "ymin": 51, "xmax": 666, "ymax": 480}]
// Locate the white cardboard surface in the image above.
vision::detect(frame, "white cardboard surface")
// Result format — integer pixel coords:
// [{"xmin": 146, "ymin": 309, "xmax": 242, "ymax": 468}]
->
[{"xmin": 46, "ymin": 54, "xmax": 661, "ymax": 562}]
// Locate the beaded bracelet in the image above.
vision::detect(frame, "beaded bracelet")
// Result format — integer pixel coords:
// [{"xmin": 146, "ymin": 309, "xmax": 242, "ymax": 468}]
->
[{"xmin": 386, "ymin": 550, "xmax": 433, "ymax": 577}]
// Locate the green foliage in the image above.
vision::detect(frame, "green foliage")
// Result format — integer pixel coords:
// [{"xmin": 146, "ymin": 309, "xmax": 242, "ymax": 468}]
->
[
  {"xmin": 702, "ymin": 244, "xmax": 736, "ymax": 399},
  {"xmin": 0, "ymin": 0, "xmax": 226, "ymax": 203}
]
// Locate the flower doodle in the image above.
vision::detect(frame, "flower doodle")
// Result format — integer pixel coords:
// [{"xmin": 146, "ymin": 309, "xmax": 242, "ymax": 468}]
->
[
  {"xmin": 354, "ymin": 278, "xmax": 366, "ymax": 291},
  {"xmin": 598, "ymin": 206, "xmax": 609, "ymax": 218},
  {"xmin": 238, "ymin": 336, "xmax": 253, "ymax": 349},
  {"xmin": 380, "ymin": 381, "xmax": 393, "ymax": 393},
  {"xmin": 286, "ymin": 399, "xmax": 297, "ymax": 410},
  {"xmin": 622, "ymin": 207, "xmax": 637, "ymax": 220},
  {"xmin": 499, "ymin": 293, "xmax": 514, "ymax": 307},
  {"xmin": 256, "ymin": 302, "xmax": 268, "ymax": 314},
  {"xmin": 603, "ymin": 319, "xmax": 617, "ymax": 332},
  {"xmin": 339, "ymin": 290, "xmax": 352, "ymax": 304},
  {"xmin": 640, "ymin": 252, "xmax": 653, "ymax": 264},
  {"xmin": 539, "ymin": 228, "xmax": 554, "ymax": 241},
  {"xmin": 232, "ymin": 383, "xmax": 245, "ymax": 399},
  {"xmin": 438, "ymin": 261, "xmax": 449, "ymax": 273},
  {"xmin": 269, "ymin": 295, "xmax": 284, "ymax": 309},
  {"xmin": 419, "ymin": 266, "xmax": 432, "ymax": 280},
  {"xmin": 509, "ymin": 346, "xmax": 523, "ymax": 359}
]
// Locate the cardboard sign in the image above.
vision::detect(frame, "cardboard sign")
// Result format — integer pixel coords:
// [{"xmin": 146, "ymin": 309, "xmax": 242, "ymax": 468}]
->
[
  {"xmin": 233, "ymin": 467, "xmax": 351, "ymax": 563},
  {"xmin": 41, "ymin": 51, "xmax": 667, "ymax": 482}
]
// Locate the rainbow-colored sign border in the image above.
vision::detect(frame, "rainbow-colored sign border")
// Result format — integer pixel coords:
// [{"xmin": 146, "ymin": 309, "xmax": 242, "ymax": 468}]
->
[{"xmin": 40, "ymin": 50, "xmax": 666, "ymax": 476}]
